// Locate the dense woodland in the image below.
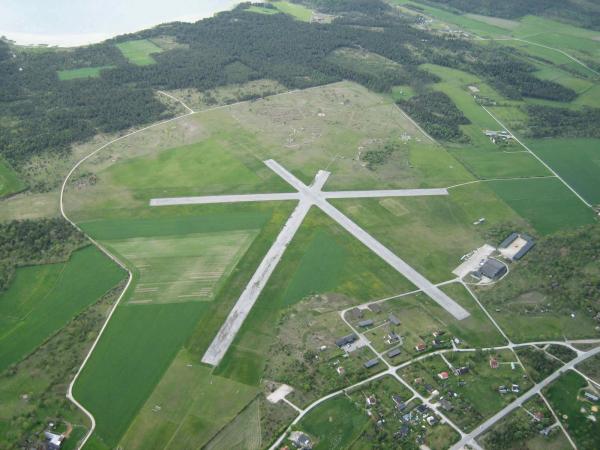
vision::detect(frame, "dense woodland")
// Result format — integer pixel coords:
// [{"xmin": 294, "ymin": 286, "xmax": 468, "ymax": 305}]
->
[
  {"xmin": 526, "ymin": 105, "xmax": 600, "ymax": 138},
  {"xmin": 398, "ymin": 91, "xmax": 470, "ymax": 141},
  {"xmin": 423, "ymin": 0, "xmax": 600, "ymax": 31},
  {"xmin": 0, "ymin": 0, "xmax": 576, "ymax": 187},
  {"xmin": 0, "ymin": 219, "xmax": 87, "ymax": 291},
  {"xmin": 479, "ymin": 224, "xmax": 600, "ymax": 319}
]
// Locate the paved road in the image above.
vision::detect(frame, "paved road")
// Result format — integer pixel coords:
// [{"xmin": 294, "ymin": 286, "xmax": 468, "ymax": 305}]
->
[
  {"xmin": 265, "ymin": 160, "xmax": 470, "ymax": 320},
  {"xmin": 450, "ymin": 345, "xmax": 600, "ymax": 450}
]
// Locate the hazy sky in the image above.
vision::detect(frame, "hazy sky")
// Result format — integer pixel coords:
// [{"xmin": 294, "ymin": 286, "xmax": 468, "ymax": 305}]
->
[{"xmin": 0, "ymin": 0, "xmax": 238, "ymax": 46}]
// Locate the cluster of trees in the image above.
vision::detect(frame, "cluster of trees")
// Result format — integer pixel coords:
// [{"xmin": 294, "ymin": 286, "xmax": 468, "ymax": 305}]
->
[
  {"xmin": 480, "ymin": 224, "xmax": 600, "ymax": 316},
  {"xmin": 361, "ymin": 140, "xmax": 406, "ymax": 170},
  {"xmin": 516, "ymin": 347, "xmax": 562, "ymax": 382},
  {"xmin": 526, "ymin": 105, "xmax": 600, "ymax": 138},
  {"xmin": 0, "ymin": 0, "xmax": 575, "ymax": 179},
  {"xmin": 423, "ymin": 0, "xmax": 600, "ymax": 31},
  {"xmin": 0, "ymin": 218, "xmax": 87, "ymax": 291},
  {"xmin": 398, "ymin": 91, "xmax": 470, "ymax": 141},
  {"xmin": 483, "ymin": 409, "xmax": 552, "ymax": 450}
]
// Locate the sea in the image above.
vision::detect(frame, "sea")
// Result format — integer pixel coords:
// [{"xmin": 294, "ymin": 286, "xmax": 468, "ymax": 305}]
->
[{"xmin": 0, "ymin": 0, "xmax": 239, "ymax": 47}]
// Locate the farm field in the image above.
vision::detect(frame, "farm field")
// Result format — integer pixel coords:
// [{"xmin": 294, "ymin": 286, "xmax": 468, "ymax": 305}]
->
[
  {"xmin": 0, "ymin": 158, "xmax": 25, "ymax": 197},
  {"xmin": 0, "ymin": 245, "xmax": 124, "ymax": 373},
  {"xmin": 528, "ymin": 138, "xmax": 600, "ymax": 205},
  {"xmin": 57, "ymin": 66, "xmax": 115, "ymax": 80},
  {"xmin": 486, "ymin": 178, "xmax": 595, "ymax": 234},
  {"xmin": 116, "ymin": 39, "xmax": 163, "ymax": 65},
  {"xmin": 119, "ymin": 349, "xmax": 258, "ymax": 450}
]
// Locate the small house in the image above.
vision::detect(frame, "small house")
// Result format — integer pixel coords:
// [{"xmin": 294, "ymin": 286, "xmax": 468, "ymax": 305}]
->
[
  {"xmin": 290, "ymin": 431, "xmax": 313, "ymax": 450},
  {"xmin": 389, "ymin": 314, "xmax": 401, "ymax": 326},
  {"xmin": 392, "ymin": 395, "xmax": 407, "ymax": 411},
  {"xmin": 415, "ymin": 342, "xmax": 426, "ymax": 352},
  {"xmin": 366, "ymin": 395, "xmax": 377, "ymax": 406},
  {"xmin": 490, "ymin": 357, "xmax": 499, "ymax": 369},
  {"xmin": 454, "ymin": 366, "xmax": 469, "ymax": 376},
  {"xmin": 437, "ymin": 371, "xmax": 449, "ymax": 380}
]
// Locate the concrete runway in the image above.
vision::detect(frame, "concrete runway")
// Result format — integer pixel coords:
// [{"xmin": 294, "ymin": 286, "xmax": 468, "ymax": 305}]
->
[{"xmin": 151, "ymin": 160, "xmax": 469, "ymax": 366}]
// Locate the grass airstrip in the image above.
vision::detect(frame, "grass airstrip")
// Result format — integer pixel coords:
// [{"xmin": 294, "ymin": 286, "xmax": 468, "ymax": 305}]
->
[{"xmin": 57, "ymin": 66, "xmax": 115, "ymax": 80}]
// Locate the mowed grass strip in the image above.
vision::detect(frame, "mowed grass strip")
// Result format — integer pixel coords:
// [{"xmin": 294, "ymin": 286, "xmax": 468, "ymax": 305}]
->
[
  {"xmin": 529, "ymin": 138, "xmax": 600, "ymax": 205},
  {"xmin": 57, "ymin": 65, "xmax": 115, "ymax": 80},
  {"xmin": 106, "ymin": 230, "xmax": 258, "ymax": 304},
  {"xmin": 119, "ymin": 350, "xmax": 258, "ymax": 450},
  {"xmin": 0, "ymin": 158, "xmax": 25, "ymax": 197},
  {"xmin": 0, "ymin": 246, "xmax": 124, "ymax": 373},
  {"xmin": 116, "ymin": 39, "xmax": 162, "ymax": 66},
  {"xmin": 487, "ymin": 177, "xmax": 596, "ymax": 235}
]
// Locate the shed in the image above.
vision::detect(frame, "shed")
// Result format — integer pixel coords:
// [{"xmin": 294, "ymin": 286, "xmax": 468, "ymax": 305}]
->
[
  {"xmin": 387, "ymin": 348, "xmax": 402, "ymax": 358},
  {"xmin": 364, "ymin": 358, "xmax": 380, "ymax": 369},
  {"xmin": 389, "ymin": 314, "xmax": 401, "ymax": 326}
]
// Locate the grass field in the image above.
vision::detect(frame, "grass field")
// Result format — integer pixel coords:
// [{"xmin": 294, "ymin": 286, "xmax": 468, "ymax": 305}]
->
[
  {"xmin": 298, "ymin": 395, "xmax": 369, "ymax": 449},
  {"xmin": 0, "ymin": 246, "xmax": 124, "ymax": 373},
  {"xmin": 529, "ymin": 138, "xmax": 600, "ymax": 205},
  {"xmin": 57, "ymin": 66, "xmax": 115, "ymax": 80},
  {"xmin": 544, "ymin": 371, "xmax": 600, "ymax": 450},
  {"xmin": 105, "ymin": 230, "xmax": 257, "ymax": 305},
  {"xmin": 116, "ymin": 39, "xmax": 163, "ymax": 65},
  {"xmin": 204, "ymin": 398, "xmax": 261, "ymax": 450},
  {"xmin": 119, "ymin": 350, "xmax": 258, "ymax": 450},
  {"xmin": 486, "ymin": 178, "xmax": 596, "ymax": 234},
  {"xmin": 271, "ymin": 1, "xmax": 313, "ymax": 22},
  {"xmin": 0, "ymin": 158, "xmax": 25, "ymax": 197}
]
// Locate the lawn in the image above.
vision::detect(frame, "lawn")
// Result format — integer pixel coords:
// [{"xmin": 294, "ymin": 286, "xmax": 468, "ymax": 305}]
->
[
  {"xmin": 57, "ymin": 65, "xmax": 115, "ymax": 80},
  {"xmin": 116, "ymin": 39, "xmax": 163, "ymax": 65},
  {"xmin": 297, "ymin": 395, "xmax": 369, "ymax": 449},
  {"xmin": 119, "ymin": 350, "xmax": 258, "ymax": 450},
  {"xmin": 0, "ymin": 246, "xmax": 124, "ymax": 373},
  {"xmin": 529, "ymin": 138, "xmax": 600, "ymax": 205},
  {"xmin": 0, "ymin": 158, "xmax": 25, "ymax": 197},
  {"xmin": 486, "ymin": 178, "xmax": 596, "ymax": 234},
  {"xmin": 544, "ymin": 371, "xmax": 600, "ymax": 450}
]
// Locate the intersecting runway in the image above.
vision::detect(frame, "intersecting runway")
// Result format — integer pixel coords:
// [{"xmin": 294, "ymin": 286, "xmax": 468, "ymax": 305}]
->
[{"xmin": 150, "ymin": 160, "xmax": 469, "ymax": 366}]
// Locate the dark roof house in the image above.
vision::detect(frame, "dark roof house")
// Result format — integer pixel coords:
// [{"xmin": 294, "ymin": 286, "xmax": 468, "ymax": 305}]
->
[
  {"xmin": 335, "ymin": 333, "xmax": 358, "ymax": 348},
  {"xmin": 364, "ymin": 358, "xmax": 380, "ymax": 369},
  {"xmin": 387, "ymin": 348, "xmax": 402, "ymax": 358}
]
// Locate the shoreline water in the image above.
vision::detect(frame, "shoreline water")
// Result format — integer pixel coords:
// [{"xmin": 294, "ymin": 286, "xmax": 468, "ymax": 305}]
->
[{"xmin": 0, "ymin": 0, "xmax": 239, "ymax": 47}]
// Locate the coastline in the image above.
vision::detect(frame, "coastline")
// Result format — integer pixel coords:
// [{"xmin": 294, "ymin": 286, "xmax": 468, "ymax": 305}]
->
[{"xmin": 0, "ymin": 1, "xmax": 239, "ymax": 47}]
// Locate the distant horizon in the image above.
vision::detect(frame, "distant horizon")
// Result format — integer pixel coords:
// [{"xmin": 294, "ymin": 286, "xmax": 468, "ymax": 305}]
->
[{"xmin": 0, "ymin": 0, "xmax": 239, "ymax": 47}]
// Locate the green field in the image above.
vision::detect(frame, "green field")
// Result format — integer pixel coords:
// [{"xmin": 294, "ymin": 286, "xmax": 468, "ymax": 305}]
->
[
  {"xmin": 529, "ymin": 138, "xmax": 600, "ymax": 205},
  {"xmin": 57, "ymin": 65, "xmax": 115, "ymax": 80},
  {"xmin": 106, "ymin": 230, "xmax": 257, "ymax": 305},
  {"xmin": 116, "ymin": 39, "xmax": 163, "ymax": 65},
  {"xmin": 298, "ymin": 395, "xmax": 369, "ymax": 449},
  {"xmin": 119, "ymin": 350, "xmax": 258, "ymax": 449},
  {"xmin": 0, "ymin": 158, "xmax": 25, "ymax": 197},
  {"xmin": 544, "ymin": 371, "xmax": 600, "ymax": 450},
  {"xmin": 0, "ymin": 246, "xmax": 124, "ymax": 373},
  {"xmin": 271, "ymin": 1, "xmax": 313, "ymax": 22},
  {"xmin": 486, "ymin": 178, "xmax": 595, "ymax": 234}
]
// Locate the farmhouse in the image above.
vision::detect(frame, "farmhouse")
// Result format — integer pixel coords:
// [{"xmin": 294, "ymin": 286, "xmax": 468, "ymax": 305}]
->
[
  {"xmin": 335, "ymin": 333, "xmax": 358, "ymax": 348},
  {"xmin": 364, "ymin": 358, "xmax": 380, "ymax": 369},
  {"xmin": 499, "ymin": 232, "xmax": 535, "ymax": 261},
  {"xmin": 388, "ymin": 347, "xmax": 402, "ymax": 358},
  {"xmin": 473, "ymin": 258, "xmax": 507, "ymax": 281}
]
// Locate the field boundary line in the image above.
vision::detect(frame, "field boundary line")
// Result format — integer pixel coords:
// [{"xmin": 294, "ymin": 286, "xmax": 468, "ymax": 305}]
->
[{"xmin": 480, "ymin": 105, "xmax": 593, "ymax": 208}]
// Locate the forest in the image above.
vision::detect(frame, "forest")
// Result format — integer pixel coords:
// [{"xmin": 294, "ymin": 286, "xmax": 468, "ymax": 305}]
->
[
  {"xmin": 0, "ymin": 0, "xmax": 575, "ymax": 186},
  {"xmin": 423, "ymin": 0, "xmax": 600, "ymax": 30},
  {"xmin": 0, "ymin": 218, "xmax": 87, "ymax": 291},
  {"xmin": 526, "ymin": 105, "xmax": 600, "ymax": 138},
  {"xmin": 398, "ymin": 91, "xmax": 470, "ymax": 141}
]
